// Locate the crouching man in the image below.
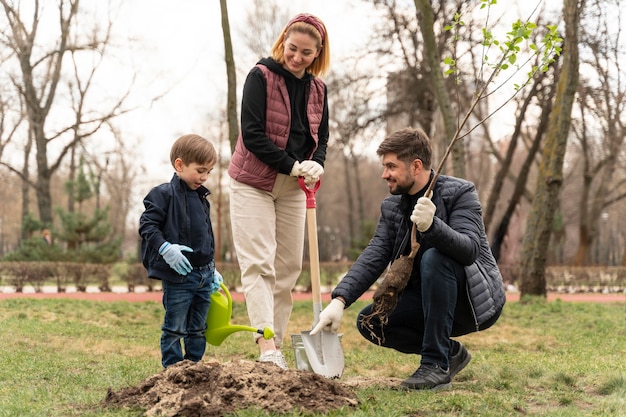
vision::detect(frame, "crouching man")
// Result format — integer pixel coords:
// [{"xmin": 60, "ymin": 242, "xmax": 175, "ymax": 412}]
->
[{"xmin": 311, "ymin": 127, "xmax": 506, "ymax": 390}]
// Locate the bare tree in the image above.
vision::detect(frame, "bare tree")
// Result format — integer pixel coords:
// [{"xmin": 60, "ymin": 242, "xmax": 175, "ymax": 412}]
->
[
  {"xmin": 0, "ymin": 0, "xmax": 133, "ymax": 227},
  {"xmin": 489, "ymin": 72, "xmax": 556, "ymax": 263},
  {"xmin": 519, "ymin": 0, "xmax": 585, "ymax": 297},
  {"xmin": 366, "ymin": 0, "xmax": 462, "ymax": 151},
  {"xmin": 219, "ymin": 0, "xmax": 238, "ymax": 155},
  {"xmin": 240, "ymin": 0, "xmax": 291, "ymax": 61},
  {"xmin": 569, "ymin": 0, "xmax": 626, "ymax": 266},
  {"xmin": 82, "ymin": 125, "xmax": 136, "ymax": 252},
  {"xmin": 0, "ymin": 82, "xmax": 24, "ymax": 162},
  {"xmin": 414, "ymin": 0, "xmax": 465, "ymax": 177},
  {"xmin": 0, "ymin": 78, "xmax": 28, "ymax": 239},
  {"xmin": 323, "ymin": 68, "xmax": 388, "ymax": 253}
]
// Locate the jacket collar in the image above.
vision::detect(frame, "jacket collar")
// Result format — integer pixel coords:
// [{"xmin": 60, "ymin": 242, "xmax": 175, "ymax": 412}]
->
[{"xmin": 170, "ymin": 173, "xmax": 211, "ymax": 198}]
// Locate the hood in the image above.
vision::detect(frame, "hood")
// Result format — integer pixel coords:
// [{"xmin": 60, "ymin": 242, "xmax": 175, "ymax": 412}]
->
[{"xmin": 257, "ymin": 57, "xmax": 314, "ymax": 82}]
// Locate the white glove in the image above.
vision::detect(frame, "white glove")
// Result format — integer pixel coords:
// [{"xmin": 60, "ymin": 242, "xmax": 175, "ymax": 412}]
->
[
  {"xmin": 299, "ymin": 161, "xmax": 324, "ymax": 178},
  {"xmin": 303, "ymin": 175, "xmax": 319, "ymax": 187},
  {"xmin": 309, "ymin": 298, "xmax": 345, "ymax": 335},
  {"xmin": 410, "ymin": 195, "xmax": 436, "ymax": 232},
  {"xmin": 290, "ymin": 161, "xmax": 303, "ymax": 177},
  {"xmin": 299, "ymin": 161, "xmax": 324, "ymax": 186}
]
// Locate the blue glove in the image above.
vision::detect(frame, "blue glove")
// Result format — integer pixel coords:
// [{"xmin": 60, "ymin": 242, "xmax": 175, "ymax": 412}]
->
[
  {"xmin": 211, "ymin": 270, "xmax": 223, "ymax": 294},
  {"xmin": 159, "ymin": 242, "xmax": 193, "ymax": 275}
]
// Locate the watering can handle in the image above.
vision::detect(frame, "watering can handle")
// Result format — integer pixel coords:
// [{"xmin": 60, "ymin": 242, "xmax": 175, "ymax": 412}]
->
[
  {"xmin": 298, "ymin": 177, "xmax": 321, "ymax": 209},
  {"xmin": 219, "ymin": 282, "xmax": 232, "ymax": 305}
]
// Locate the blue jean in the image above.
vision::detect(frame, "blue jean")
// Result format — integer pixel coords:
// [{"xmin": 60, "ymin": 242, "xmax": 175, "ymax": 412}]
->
[
  {"xmin": 160, "ymin": 265, "xmax": 215, "ymax": 368},
  {"xmin": 356, "ymin": 248, "xmax": 474, "ymax": 370}
]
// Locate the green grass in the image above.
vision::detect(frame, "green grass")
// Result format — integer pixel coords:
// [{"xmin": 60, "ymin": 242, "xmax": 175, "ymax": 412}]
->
[{"xmin": 0, "ymin": 297, "xmax": 624, "ymax": 416}]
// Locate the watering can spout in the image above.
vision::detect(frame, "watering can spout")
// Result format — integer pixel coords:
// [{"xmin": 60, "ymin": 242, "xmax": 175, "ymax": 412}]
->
[{"xmin": 206, "ymin": 283, "xmax": 274, "ymax": 346}]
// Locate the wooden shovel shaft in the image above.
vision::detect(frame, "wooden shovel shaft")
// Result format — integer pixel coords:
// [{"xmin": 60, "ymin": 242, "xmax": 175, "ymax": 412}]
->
[
  {"xmin": 306, "ymin": 206, "xmax": 323, "ymax": 323},
  {"xmin": 298, "ymin": 177, "xmax": 323, "ymax": 324}
]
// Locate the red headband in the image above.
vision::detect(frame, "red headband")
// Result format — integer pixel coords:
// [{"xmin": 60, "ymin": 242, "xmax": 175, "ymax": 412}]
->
[{"xmin": 287, "ymin": 13, "xmax": 325, "ymax": 42}]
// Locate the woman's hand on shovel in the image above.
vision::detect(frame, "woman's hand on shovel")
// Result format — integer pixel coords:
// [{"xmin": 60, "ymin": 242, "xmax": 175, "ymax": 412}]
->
[
  {"xmin": 310, "ymin": 298, "xmax": 345, "ymax": 335},
  {"xmin": 299, "ymin": 160, "xmax": 324, "ymax": 186}
]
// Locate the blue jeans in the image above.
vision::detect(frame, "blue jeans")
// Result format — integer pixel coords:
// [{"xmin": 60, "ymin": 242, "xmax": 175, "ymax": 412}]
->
[
  {"xmin": 356, "ymin": 248, "xmax": 473, "ymax": 370},
  {"xmin": 160, "ymin": 265, "xmax": 215, "ymax": 368}
]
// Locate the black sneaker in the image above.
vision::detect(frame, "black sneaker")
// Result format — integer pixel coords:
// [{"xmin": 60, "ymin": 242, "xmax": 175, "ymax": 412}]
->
[
  {"xmin": 449, "ymin": 342, "xmax": 471, "ymax": 379},
  {"xmin": 400, "ymin": 364, "xmax": 451, "ymax": 391}
]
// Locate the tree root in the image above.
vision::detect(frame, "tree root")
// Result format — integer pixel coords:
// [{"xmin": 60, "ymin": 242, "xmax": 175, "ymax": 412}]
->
[
  {"xmin": 360, "ymin": 252, "xmax": 415, "ymax": 345},
  {"xmin": 360, "ymin": 224, "xmax": 421, "ymax": 345}
]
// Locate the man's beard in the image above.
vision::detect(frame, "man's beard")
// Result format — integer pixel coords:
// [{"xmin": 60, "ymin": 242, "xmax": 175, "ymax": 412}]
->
[{"xmin": 389, "ymin": 178, "xmax": 414, "ymax": 195}]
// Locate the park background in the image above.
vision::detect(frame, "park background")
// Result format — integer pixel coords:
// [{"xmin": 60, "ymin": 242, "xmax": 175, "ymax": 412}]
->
[{"xmin": 0, "ymin": 0, "xmax": 624, "ymax": 297}]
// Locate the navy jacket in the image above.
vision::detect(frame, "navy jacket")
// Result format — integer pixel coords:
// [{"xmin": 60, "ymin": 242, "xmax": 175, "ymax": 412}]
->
[
  {"xmin": 139, "ymin": 174, "xmax": 215, "ymax": 283},
  {"xmin": 332, "ymin": 172, "xmax": 505, "ymax": 329}
]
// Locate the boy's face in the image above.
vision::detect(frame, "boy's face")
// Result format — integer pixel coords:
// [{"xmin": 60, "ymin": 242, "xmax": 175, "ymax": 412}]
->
[{"xmin": 174, "ymin": 158, "xmax": 215, "ymax": 190}]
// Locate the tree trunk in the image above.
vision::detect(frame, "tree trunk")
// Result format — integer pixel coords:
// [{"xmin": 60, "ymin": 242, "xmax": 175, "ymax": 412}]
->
[
  {"xmin": 414, "ymin": 0, "xmax": 466, "ymax": 177},
  {"xmin": 219, "ymin": 0, "xmax": 238, "ymax": 155},
  {"xmin": 572, "ymin": 59, "xmax": 624, "ymax": 266},
  {"xmin": 351, "ymin": 152, "xmax": 366, "ymax": 246},
  {"xmin": 572, "ymin": 227, "xmax": 592, "ymax": 266},
  {"xmin": 519, "ymin": 0, "xmax": 583, "ymax": 297},
  {"xmin": 34, "ymin": 123, "xmax": 54, "ymax": 225},
  {"xmin": 342, "ymin": 152, "xmax": 356, "ymax": 250},
  {"xmin": 21, "ymin": 132, "xmax": 33, "ymax": 239}
]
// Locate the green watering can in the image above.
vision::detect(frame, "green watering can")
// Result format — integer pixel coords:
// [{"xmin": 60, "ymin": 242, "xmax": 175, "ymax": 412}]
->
[{"xmin": 206, "ymin": 282, "xmax": 275, "ymax": 346}]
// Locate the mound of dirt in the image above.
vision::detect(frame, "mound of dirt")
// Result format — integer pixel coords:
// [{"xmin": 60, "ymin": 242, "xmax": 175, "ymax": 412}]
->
[{"xmin": 104, "ymin": 359, "xmax": 358, "ymax": 416}]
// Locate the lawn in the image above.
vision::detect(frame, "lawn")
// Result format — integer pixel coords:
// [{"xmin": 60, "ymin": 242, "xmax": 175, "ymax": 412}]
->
[{"xmin": 0, "ymin": 296, "xmax": 624, "ymax": 416}]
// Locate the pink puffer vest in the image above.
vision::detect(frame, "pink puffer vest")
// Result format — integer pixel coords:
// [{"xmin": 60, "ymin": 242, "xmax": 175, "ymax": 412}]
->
[{"xmin": 228, "ymin": 64, "xmax": 325, "ymax": 191}]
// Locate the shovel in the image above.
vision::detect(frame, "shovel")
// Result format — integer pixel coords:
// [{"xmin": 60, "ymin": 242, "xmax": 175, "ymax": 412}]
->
[
  {"xmin": 298, "ymin": 177, "xmax": 345, "ymax": 379},
  {"xmin": 206, "ymin": 282, "xmax": 275, "ymax": 346}
]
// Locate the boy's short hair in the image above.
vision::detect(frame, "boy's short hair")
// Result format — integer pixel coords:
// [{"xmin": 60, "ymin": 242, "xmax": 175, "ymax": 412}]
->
[
  {"xmin": 376, "ymin": 127, "xmax": 432, "ymax": 169},
  {"xmin": 170, "ymin": 134, "xmax": 217, "ymax": 167}
]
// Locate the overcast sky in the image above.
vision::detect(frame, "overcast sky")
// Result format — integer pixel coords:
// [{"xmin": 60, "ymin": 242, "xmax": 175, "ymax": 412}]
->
[{"xmin": 111, "ymin": 0, "xmax": 375, "ymax": 190}]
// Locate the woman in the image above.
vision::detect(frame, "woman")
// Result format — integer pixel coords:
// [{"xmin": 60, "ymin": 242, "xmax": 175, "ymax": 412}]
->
[{"xmin": 228, "ymin": 13, "xmax": 330, "ymax": 369}]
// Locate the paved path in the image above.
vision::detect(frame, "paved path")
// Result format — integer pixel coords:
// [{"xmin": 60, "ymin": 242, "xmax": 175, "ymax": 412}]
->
[{"xmin": 0, "ymin": 289, "xmax": 624, "ymax": 303}]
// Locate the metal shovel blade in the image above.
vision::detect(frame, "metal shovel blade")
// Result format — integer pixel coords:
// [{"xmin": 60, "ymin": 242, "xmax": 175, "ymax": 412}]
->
[{"xmin": 301, "ymin": 329, "xmax": 344, "ymax": 379}]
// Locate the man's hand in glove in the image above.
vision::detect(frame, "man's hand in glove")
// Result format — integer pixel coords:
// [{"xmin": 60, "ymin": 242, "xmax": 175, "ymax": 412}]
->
[
  {"xmin": 309, "ymin": 298, "xmax": 345, "ymax": 335},
  {"xmin": 211, "ymin": 270, "xmax": 223, "ymax": 294},
  {"xmin": 410, "ymin": 192, "xmax": 436, "ymax": 232},
  {"xmin": 159, "ymin": 242, "xmax": 193, "ymax": 275}
]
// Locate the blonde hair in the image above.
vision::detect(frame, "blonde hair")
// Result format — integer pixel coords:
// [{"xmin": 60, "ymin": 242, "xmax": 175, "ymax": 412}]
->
[
  {"xmin": 170, "ymin": 134, "xmax": 217, "ymax": 167},
  {"xmin": 270, "ymin": 14, "xmax": 330, "ymax": 77}
]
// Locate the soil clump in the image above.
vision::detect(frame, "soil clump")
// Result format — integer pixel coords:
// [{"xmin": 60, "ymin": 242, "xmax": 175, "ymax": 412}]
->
[{"xmin": 104, "ymin": 359, "xmax": 359, "ymax": 416}]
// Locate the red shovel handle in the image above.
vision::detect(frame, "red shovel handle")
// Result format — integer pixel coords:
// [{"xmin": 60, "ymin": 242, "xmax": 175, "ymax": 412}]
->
[{"xmin": 298, "ymin": 177, "xmax": 321, "ymax": 209}]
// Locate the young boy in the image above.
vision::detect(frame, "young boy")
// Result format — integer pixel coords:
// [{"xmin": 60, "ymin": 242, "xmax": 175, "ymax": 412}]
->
[{"xmin": 139, "ymin": 134, "xmax": 222, "ymax": 368}]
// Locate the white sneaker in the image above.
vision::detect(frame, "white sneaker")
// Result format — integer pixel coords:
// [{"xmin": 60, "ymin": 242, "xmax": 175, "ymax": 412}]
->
[{"xmin": 259, "ymin": 350, "xmax": 288, "ymax": 370}]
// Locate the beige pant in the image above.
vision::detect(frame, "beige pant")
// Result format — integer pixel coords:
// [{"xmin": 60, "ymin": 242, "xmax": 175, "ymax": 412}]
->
[{"xmin": 229, "ymin": 175, "xmax": 306, "ymax": 348}]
